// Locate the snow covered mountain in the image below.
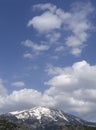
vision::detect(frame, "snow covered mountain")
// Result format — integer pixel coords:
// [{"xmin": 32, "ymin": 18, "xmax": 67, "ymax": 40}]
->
[
  {"xmin": 9, "ymin": 106, "xmax": 88, "ymax": 125},
  {"xmin": 1, "ymin": 106, "xmax": 95, "ymax": 130},
  {"xmin": 10, "ymin": 106, "xmax": 68, "ymax": 122}
]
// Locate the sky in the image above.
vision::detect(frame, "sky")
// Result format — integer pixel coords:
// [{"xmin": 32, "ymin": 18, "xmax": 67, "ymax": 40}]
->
[{"xmin": 0, "ymin": 0, "xmax": 96, "ymax": 121}]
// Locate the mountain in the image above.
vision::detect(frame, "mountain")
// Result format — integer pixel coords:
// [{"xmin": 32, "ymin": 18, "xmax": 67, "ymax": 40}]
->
[
  {"xmin": 9, "ymin": 106, "xmax": 90, "ymax": 125},
  {"xmin": 1, "ymin": 106, "xmax": 96, "ymax": 130}
]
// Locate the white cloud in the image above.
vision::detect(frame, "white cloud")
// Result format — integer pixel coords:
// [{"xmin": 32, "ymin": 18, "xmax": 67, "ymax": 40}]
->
[
  {"xmin": 45, "ymin": 74, "xmax": 78, "ymax": 90},
  {"xmin": 33, "ymin": 3, "xmax": 57, "ymax": 13},
  {"xmin": 46, "ymin": 60, "xmax": 96, "ymax": 90},
  {"xmin": 23, "ymin": 53, "xmax": 33, "ymax": 59},
  {"xmin": 65, "ymin": 2, "xmax": 94, "ymax": 56},
  {"xmin": 71, "ymin": 48, "xmax": 82, "ymax": 56},
  {"xmin": 0, "ymin": 89, "xmax": 42, "ymax": 112},
  {"xmin": 0, "ymin": 61, "xmax": 96, "ymax": 120},
  {"xmin": 11, "ymin": 81, "xmax": 25, "ymax": 87},
  {"xmin": 28, "ymin": 11, "xmax": 62, "ymax": 33},
  {"xmin": 0, "ymin": 60, "xmax": 96, "ymax": 120},
  {"xmin": 45, "ymin": 64, "xmax": 65, "ymax": 76},
  {"xmin": 46, "ymin": 32, "xmax": 61, "ymax": 43},
  {"xmin": 32, "ymin": 43, "xmax": 49, "ymax": 51},
  {"xmin": 22, "ymin": 40, "xmax": 49, "ymax": 58},
  {"xmin": 22, "ymin": 40, "xmax": 49, "ymax": 51},
  {"xmin": 0, "ymin": 88, "xmax": 55, "ymax": 113},
  {"xmin": 66, "ymin": 35, "xmax": 83, "ymax": 47},
  {"xmin": 55, "ymin": 46, "xmax": 65, "ymax": 52},
  {"xmin": 44, "ymin": 60, "xmax": 96, "ymax": 120},
  {"xmin": 27, "ymin": 2, "xmax": 94, "ymax": 56}
]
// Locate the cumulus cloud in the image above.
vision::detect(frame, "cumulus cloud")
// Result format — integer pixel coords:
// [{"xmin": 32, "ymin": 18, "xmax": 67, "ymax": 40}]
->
[
  {"xmin": 0, "ymin": 89, "xmax": 42, "ymax": 112},
  {"xmin": 11, "ymin": 81, "xmax": 25, "ymax": 87},
  {"xmin": 45, "ymin": 60, "xmax": 96, "ymax": 90},
  {"xmin": 0, "ymin": 61, "xmax": 96, "ymax": 121},
  {"xmin": 27, "ymin": 2, "xmax": 94, "ymax": 56},
  {"xmin": 28, "ymin": 11, "xmax": 62, "ymax": 33},
  {"xmin": 45, "ymin": 74, "xmax": 78, "ymax": 90},
  {"xmin": 44, "ymin": 60, "xmax": 96, "ymax": 120}
]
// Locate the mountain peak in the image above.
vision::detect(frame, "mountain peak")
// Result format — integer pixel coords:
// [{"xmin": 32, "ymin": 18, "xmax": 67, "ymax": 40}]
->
[
  {"xmin": 10, "ymin": 106, "xmax": 69, "ymax": 122},
  {"xmin": 8, "ymin": 106, "xmax": 96, "ymax": 127},
  {"xmin": 1, "ymin": 106, "xmax": 95, "ymax": 130}
]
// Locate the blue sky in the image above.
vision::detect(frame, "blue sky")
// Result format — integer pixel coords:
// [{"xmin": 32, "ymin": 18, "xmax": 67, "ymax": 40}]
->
[{"xmin": 0, "ymin": 0, "xmax": 96, "ymax": 121}]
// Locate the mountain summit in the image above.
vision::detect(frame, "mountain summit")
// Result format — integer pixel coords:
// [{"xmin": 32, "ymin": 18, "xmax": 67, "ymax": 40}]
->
[
  {"xmin": 10, "ymin": 106, "xmax": 68, "ymax": 122},
  {"xmin": 0, "ymin": 106, "xmax": 96, "ymax": 130}
]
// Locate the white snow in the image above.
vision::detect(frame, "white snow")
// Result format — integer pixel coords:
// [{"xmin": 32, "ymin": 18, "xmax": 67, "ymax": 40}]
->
[
  {"xmin": 10, "ymin": 110, "xmax": 26, "ymax": 115},
  {"xmin": 9, "ymin": 106, "xmax": 69, "ymax": 122},
  {"xmin": 58, "ymin": 110, "xmax": 69, "ymax": 122}
]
